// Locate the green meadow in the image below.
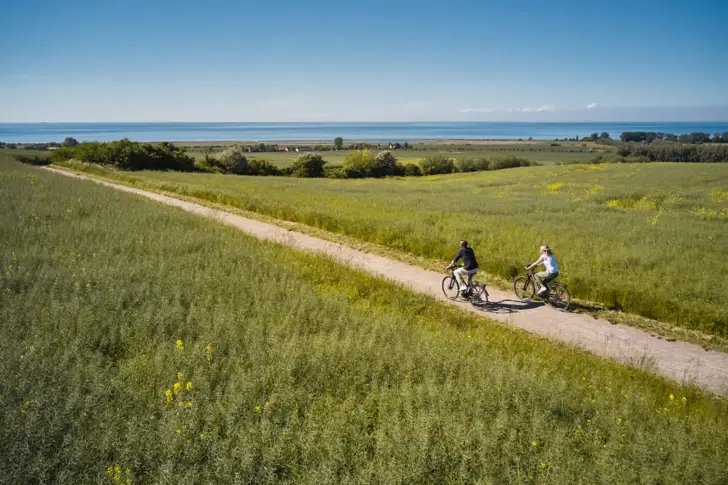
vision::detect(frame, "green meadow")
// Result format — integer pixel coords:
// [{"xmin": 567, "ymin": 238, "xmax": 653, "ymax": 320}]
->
[
  {"xmin": 3, "ymin": 155, "xmax": 728, "ymax": 484},
  {"xmin": 50, "ymin": 158, "xmax": 728, "ymax": 336}
]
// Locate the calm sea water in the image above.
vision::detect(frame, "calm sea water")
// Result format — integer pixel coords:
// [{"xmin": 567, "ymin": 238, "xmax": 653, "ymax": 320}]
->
[{"xmin": 1, "ymin": 122, "xmax": 727, "ymax": 143}]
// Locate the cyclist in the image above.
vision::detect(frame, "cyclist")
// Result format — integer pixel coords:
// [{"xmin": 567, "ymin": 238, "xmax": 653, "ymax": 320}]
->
[
  {"xmin": 446, "ymin": 240, "xmax": 479, "ymax": 297},
  {"xmin": 525, "ymin": 245, "xmax": 560, "ymax": 296}
]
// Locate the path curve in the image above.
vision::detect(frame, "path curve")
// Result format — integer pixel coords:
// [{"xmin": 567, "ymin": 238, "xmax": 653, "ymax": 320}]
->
[{"xmin": 47, "ymin": 167, "xmax": 728, "ymax": 396}]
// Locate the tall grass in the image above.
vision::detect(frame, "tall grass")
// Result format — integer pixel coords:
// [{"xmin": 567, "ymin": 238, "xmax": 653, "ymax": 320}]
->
[
  {"xmin": 53, "ymin": 160, "xmax": 728, "ymax": 336},
  {"xmin": 2, "ymin": 159, "xmax": 728, "ymax": 483}
]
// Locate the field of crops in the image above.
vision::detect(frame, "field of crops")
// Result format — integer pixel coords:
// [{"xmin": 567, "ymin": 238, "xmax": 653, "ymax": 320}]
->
[
  {"xmin": 181, "ymin": 142, "xmax": 604, "ymax": 167},
  {"xmin": 53, "ymin": 159, "xmax": 728, "ymax": 336},
  {"xmin": 3, "ymin": 158, "xmax": 728, "ymax": 484}
]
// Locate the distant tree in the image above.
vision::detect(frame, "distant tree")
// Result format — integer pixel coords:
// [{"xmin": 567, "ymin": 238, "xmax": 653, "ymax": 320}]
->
[
  {"xmin": 403, "ymin": 142, "xmax": 410, "ymax": 149},
  {"xmin": 599, "ymin": 132, "xmax": 610, "ymax": 139},
  {"xmin": 590, "ymin": 133, "xmax": 599, "ymax": 141},
  {"xmin": 723, "ymin": 132, "xmax": 728, "ymax": 143},
  {"xmin": 713, "ymin": 133, "xmax": 723, "ymax": 143},
  {"xmin": 333, "ymin": 137, "xmax": 343, "ymax": 150},
  {"xmin": 62, "ymin": 137, "xmax": 79, "ymax": 147},
  {"xmin": 664, "ymin": 133, "xmax": 678, "ymax": 142}
]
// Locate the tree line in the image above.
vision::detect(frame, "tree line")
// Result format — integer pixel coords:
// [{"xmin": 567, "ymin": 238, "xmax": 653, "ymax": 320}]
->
[
  {"xmin": 14, "ymin": 138, "xmax": 536, "ymax": 178},
  {"xmin": 619, "ymin": 131, "xmax": 728, "ymax": 144}
]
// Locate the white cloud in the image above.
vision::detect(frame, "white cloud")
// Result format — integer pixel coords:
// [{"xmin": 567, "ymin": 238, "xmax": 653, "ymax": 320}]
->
[
  {"xmin": 460, "ymin": 108, "xmax": 495, "ymax": 113},
  {"xmin": 586, "ymin": 103, "xmax": 600, "ymax": 109},
  {"xmin": 520, "ymin": 105, "xmax": 554, "ymax": 113}
]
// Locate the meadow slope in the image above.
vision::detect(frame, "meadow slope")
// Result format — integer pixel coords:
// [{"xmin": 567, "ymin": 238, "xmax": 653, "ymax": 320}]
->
[
  {"xmin": 2, "ymin": 159, "xmax": 728, "ymax": 484},
  {"xmin": 53, "ymin": 160, "xmax": 728, "ymax": 336}
]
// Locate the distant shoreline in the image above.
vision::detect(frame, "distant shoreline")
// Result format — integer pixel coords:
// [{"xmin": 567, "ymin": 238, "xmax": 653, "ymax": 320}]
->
[{"xmin": 2, "ymin": 121, "xmax": 726, "ymax": 144}]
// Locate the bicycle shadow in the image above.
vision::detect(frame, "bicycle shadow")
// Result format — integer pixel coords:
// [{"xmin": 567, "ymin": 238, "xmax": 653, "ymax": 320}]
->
[{"xmin": 472, "ymin": 298, "xmax": 544, "ymax": 314}]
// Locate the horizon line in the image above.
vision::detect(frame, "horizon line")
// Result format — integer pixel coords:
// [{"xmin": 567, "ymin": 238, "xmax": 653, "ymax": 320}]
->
[{"xmin": 2, "ymin": 120, "xmax": 728, "ymax": 124}]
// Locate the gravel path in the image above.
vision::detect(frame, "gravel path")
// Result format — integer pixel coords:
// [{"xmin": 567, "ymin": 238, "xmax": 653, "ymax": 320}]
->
[{"xmin": 48, "ymin": 167, "xmax": 728, "ymax": 395}]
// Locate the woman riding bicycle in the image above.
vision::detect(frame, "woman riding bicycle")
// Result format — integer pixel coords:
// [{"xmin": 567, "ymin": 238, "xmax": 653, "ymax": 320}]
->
[{"xmin": 525, "ymin": 245, "xmax": 559, "ymax": 296}]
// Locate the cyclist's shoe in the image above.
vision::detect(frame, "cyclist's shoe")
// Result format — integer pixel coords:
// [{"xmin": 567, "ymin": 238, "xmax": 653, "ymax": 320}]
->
[{"xmin": 537, "ymin": 286, "xmax": 547, "ymax": 296}]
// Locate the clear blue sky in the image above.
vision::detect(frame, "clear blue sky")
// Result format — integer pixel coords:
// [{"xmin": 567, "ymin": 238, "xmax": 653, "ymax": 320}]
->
[{"xmin": 1, "ymin": 0, "xmax": 727, "ymax": 122}]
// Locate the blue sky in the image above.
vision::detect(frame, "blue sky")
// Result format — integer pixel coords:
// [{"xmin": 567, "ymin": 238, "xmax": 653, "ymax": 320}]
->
[{"xmin": 1, "ymin": 0, "xmax": 727, "ymax": 122}]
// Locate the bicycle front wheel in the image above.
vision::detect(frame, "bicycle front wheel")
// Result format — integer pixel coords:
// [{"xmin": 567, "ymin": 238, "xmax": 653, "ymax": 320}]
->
[
  {"xmin": 442, "ymin": 276, "xmax": 459, "ymax": 300},
  {"xmin": 547, "ymin": 283, "xmax": 571, "ymax": 311},
  {"xmin": 513, "ymin": 276, "xmax": 535, "ymax": 301}
]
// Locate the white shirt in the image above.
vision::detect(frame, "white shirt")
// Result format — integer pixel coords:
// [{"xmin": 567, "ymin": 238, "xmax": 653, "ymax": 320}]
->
[{"xmin": 542, "ymin": 254, "xmax": 559, "ymax": 273}]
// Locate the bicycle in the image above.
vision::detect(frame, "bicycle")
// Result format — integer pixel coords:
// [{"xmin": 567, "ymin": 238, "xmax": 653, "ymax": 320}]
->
[
  {"xmin": 442, "ymin": 266, "xmax": 489, "ymax": 307},
  {"xmin": 513, "ymin": 269, "xmax": 571, "ymax": 311}
]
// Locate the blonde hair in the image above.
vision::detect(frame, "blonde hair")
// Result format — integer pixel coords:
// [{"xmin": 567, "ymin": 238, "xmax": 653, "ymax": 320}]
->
[{"xmin": 540, "ymin": 245, "xmax": 553, "ymax": 255}]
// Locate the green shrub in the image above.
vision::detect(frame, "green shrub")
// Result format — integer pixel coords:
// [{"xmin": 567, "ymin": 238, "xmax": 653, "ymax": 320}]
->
[
  {"xmin": 12, "ymin": 154, "xmax": 51, "ymax": 166},
  {"xmin": 420, "ymin": 155, "xmax": 455, "ymax": 175},
  {"xmin": 455, "ymin": 158, "xmax": 490, "ymax": 172},
  {"xmin": 342, "ymin": 150, "xmax": 404, "ymax": 178},
  {"xmin": 489, "ymin": 156, "xmax": 532, "ymax": 170},
  {"xmin": 403, "ymin": 164, "xmax": 422, "ymax": 176},
  {"xmin": 248, "ymin": 159, "xmax": 282, "ymax": 176},
  {"xmin": 214, "ymin": 146, "xmax": 250, "ymax": 174},
  {"xmin": 49, "ymin": 139, "xmax": 196, "ymax": 172},
  {"xmin": 288, "ymin": 153, "xmax": 327, "ymax": 178}
]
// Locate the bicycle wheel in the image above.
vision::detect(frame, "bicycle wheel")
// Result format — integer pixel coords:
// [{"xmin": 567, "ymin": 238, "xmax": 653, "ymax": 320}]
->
[
  {"xmin": 442, "ymin": 276, "xmax": 460, "ymax": 300},
  {"xmin": 547, "ymin": 283, "xmax": 571, "ymax": 311},
  {"xmin": 469, "ymin": 282, "xmax": 489, "ymax": 307},
  {"xmin": 513, "ymin": 276, "xmax": 535, "ymax": 301}
]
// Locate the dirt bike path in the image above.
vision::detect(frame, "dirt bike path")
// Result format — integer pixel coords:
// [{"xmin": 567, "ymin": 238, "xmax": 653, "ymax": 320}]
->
[{"xmin": 47, "ymin": 167, "xmax": 728, "ymax": 396}]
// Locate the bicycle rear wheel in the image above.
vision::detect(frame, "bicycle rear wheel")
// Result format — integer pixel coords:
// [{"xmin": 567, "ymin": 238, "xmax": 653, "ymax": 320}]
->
[
  {"xmin": 513, "ymin": 276, "xmax": 535, "ymax": 301},
  {"xmin": 547, "ymin": 283, "xmax": 571, "ymax": 311},
  {"xmin": 442, "ymin": 276, "xmax": 459, "ymax": 300},
  {"xmin": 469, "ymin": 282, "xmax": 489, "ymax": 308}
]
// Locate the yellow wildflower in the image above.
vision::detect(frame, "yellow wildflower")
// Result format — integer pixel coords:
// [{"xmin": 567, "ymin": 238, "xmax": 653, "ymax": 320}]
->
[
  {"xmin": 205, "ymin": 343, "xmax": 213, "ymax": 362},
  {"xmin": 165, "ymin": 389, "xmax": 173, "ymax": 404},
  {"xmin": 177, "ymin": 371, "xmax": 184, "ymax": 380},
  {"xmin": 176, "ymin": 339, "xmax": 185, "ymax": 352},
  {"xmin": 531, "ymin": 441, "xmax": 537, "ymax": 447},
  {"xmin": 173, "ymin": 382, "xmax": 181, "ymax": 393},
  {"xmin": 186, "ymin": 381, "xmax": 193, "ymax": 391},
  {"xmin": 669, "ymin": 394, "xmax": 675, "ymax": 400},
  {"xmin": 681, "ymin": 396, "xmax": 687, "ymax": 403},
  {"xmin": 616, "ymin": 418, "xmax": 622, "ymax": 425}
]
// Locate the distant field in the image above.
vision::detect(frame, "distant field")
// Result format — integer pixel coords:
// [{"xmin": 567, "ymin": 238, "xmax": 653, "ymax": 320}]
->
[
  {"xmin": 3, "ymin": 158, "xmax": 728, "ymax": 484},
  {"xmin": 180, "ymin": 141, "xmax": 607, "ymax": 167},
  {"xmin": 52, "ymin": 159, "xmax": 728, "ymax": 335}
]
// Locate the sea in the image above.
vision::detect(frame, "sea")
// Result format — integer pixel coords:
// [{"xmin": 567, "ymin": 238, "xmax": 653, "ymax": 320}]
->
[{"xmin": 1, "ymin": 122, "xmax": 727, "ymax": 144}]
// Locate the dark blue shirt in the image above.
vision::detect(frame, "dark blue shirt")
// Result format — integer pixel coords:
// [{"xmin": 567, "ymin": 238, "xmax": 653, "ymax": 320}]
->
[{"xmin": 454, "ymin": 247, "xmax": 478, "ymax": 270}]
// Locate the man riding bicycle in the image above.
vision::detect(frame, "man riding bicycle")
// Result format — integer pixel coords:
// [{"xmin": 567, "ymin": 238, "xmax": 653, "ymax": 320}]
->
[
  {"xmin": 525, "ymin": 245, "xmax": 559, "ymax": 296},
  {"xmin": 446, "ymin": 240, "xmax": 479, "ymax": 297}
]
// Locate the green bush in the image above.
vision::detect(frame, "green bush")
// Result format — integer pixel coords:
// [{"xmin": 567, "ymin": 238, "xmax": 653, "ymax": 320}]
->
[
  {"xmin": 340, "ymin": 150, "xmax": 404, "ymax": 178},
  {"xmin": 342, "ymin": 149, "xmax": 377, "ymax": 178},
  {"xmin": 248, "ymin": 159, "xmax": 282, "ymax": 176},
  {"xmin": 455, "ymin": 158, "xmax": 490, "ymax": 172},
  {"xmin": 49, "ymin": 139, "xmax": 196, "ymax": 172},
  {"xmin": 12, "ymin": 154, "xmax": 51, "ymax": 166},
  {"xmin": 403, "ymin": 164, "xmax": 422, "ymax": 176},
  {"xmin": 489, "ymin": 156, "xmax": 532, "ymax": 170},
  {"xmin": 287, "ymin": 153, "xmax": 327, "ymax": 178},
  {"xmin": 420, "ymin": 155, "xmax": 455, "ymax": 175},
  {"xmin": 213, "ymin": 146, "xmax": 250, "ymax": 174}
]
